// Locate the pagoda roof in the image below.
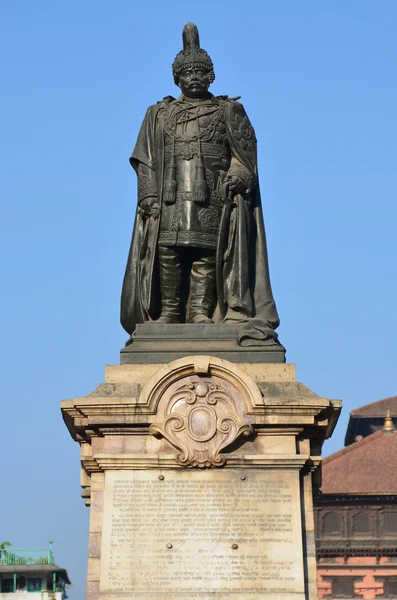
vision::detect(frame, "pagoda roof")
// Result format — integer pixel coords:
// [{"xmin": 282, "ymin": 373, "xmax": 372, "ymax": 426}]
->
[
  {"xmin": 350, "ymin": 395, "xmax": 397, "ymax": 417},
  {"xmin": 344, "ymin": 395, "xmax": 397, "ymax": 445},
  {"xmin": 322, "ymin": 428, "xmax": 397, "ymax": 495}
]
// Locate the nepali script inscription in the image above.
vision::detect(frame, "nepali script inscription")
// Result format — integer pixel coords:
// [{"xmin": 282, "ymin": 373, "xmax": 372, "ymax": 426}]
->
[{"xmin": 100, "ymin": 470, "xmax": 304, "ymax": 599}]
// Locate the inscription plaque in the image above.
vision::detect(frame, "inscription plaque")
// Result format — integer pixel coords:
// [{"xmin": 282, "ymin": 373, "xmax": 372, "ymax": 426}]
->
[{"xmin": 100, "ymin": 470, "xmax": 305, "ymax": 599}]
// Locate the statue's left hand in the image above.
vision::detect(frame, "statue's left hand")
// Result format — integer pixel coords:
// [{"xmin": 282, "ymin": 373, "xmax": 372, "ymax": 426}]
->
[{"xmin": 225, "ymin": 175, "xmax": 246, "ymax": 195}]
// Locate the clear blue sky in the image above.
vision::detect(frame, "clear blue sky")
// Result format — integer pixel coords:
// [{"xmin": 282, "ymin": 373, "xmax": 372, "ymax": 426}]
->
[{"xmin": 1, "ymin": 1, "xmax": 396, "ymax": 598}]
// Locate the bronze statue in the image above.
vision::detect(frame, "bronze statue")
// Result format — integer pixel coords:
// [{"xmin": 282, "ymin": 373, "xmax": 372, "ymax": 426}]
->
[{"xmin": 121, "ymin": 23, "xmax": 281, "ymax": 346}]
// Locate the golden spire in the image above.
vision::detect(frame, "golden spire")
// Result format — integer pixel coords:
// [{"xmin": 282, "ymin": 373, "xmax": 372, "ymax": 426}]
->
[{"xmin": 383, "ymin": 409, "xmax": 395, "ymax": 434}]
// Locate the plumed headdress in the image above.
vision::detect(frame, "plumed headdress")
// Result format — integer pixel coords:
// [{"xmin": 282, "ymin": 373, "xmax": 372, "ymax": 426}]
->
[{"xmin": 172, "ymin": 23, "xmax": 215, "ymax": 84}]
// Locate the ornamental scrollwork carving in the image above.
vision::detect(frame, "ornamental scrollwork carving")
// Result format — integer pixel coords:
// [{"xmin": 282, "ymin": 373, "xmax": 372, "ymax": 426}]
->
[{"xmin": 149, "ymin": 378, "xmax": 253, "ymax": 468}]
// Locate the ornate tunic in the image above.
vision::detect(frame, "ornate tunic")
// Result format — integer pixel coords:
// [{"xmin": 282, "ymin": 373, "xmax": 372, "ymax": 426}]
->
[
  {"xmin": 136, "ymin": 94, "xmax": 254, "ymax": 250},
  {"xmin": 158, "ymin": 96, "xmax": 230, "ymax": 249}
]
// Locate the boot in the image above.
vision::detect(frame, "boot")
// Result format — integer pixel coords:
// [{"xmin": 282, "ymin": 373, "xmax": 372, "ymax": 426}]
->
[
  {"xmin": 155, "ymin": 246, "xmax": 181, "ymax": 323},
  {"xmin": 188, "ymin": 249, "xmax": 216, "ymax": 323}
]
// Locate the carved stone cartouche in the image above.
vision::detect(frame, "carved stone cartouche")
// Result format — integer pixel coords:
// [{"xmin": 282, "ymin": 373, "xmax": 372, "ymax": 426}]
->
[{"xmin": 150, "ymin": 376, "xmax": 253, "ymax": 468}]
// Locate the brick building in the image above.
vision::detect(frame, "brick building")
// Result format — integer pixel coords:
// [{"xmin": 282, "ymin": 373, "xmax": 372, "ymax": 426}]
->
[{"xmin": 316, "ymin": 396, "xmax": 397, "ymax": 599}]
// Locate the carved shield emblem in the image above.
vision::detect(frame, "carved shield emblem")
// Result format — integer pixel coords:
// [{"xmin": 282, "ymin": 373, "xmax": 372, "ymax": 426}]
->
[{"xmin": 149, "ymin": 377, "xmax": 253, "ymax": 468}]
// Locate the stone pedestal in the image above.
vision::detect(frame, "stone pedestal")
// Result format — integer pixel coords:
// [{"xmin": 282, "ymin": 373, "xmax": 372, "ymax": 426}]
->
[
  {"xmin": 61, "ymin": 357, "xmax": 341, "ymax": 600},
  {"xmin": 121, "ymin": 323, "xmax": 286, "ymax": 364}
]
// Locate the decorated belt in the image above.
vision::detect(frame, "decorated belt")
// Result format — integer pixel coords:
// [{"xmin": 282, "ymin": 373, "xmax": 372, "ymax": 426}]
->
[
  {"xmin": 170, "ymin": 190, "xmax": 224, "ymax": 207},
  {"xmin": 164, "ymin": 141, "xmax": 230, "ymax": 161}
]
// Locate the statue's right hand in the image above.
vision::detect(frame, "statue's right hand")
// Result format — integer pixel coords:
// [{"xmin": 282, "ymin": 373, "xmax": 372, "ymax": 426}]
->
[
  {"xmin": 149, "ymin": 203, "xmax": 160, "ymax": 219},
  {"xmin": 139, "ymin": 197, "xmax": 160, "ymax": 219},
  {"xmin": 140, "ymin": 197, "xmax": 154, "ymax": 212}
]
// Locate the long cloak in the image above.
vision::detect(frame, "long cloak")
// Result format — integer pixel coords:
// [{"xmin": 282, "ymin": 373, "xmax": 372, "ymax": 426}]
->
[{"xmin": 120, "ymin": 98, "xmax": 280, "ymax": 345}]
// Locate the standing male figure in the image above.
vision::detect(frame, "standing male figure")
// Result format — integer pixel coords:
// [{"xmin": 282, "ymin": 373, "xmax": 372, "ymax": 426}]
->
[{"xmin": 121, "ymin": 23, "xmax": 281, "ymax": 346}]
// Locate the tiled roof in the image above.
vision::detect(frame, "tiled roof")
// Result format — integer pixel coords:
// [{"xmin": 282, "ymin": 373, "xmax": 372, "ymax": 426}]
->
[
  {"xmin": 322, "ymin": 429, "xmax": 397, "ymax": 494},
  {"xmin": 351, "ymin": 395, "xmax": 397, "ymax": 417}
]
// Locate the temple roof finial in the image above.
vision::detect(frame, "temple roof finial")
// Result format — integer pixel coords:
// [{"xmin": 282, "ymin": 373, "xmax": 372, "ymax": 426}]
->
[{"xmin": 383, "ymin": 409, "xmax": 395, "ymax": 434}]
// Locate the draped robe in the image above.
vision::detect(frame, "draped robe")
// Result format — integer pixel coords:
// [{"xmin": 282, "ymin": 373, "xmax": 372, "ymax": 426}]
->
[{"xmin": 121, "ymin": 95, "xmax": 281, "ymax": 346}]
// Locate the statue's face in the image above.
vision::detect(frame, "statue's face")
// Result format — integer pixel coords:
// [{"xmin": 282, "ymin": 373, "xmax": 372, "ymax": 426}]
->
[{"xmin": 178, "ymin": 67, "xmax": 211, "ymax": 98}]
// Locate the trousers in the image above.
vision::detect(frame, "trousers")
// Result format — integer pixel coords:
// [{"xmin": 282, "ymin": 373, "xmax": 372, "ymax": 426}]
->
[{"xmin": 157, "ymin": 246, "xmax": 216, "ymax": 321}]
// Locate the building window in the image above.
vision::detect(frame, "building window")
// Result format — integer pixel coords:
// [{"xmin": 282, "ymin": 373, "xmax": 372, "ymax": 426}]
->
[
  {"xmin": 352, "ymin": 511, "xmax": 370, "ymax": 535},
  {"xmin": 27, "ymin": 577, "xmax": 42, "ymax": 592},
  {"xmin": 334, "ymin": 577, "xmax": 355, "ymax": 597},
  {"xmin": 324, "ymin": 576, "xmax": 355, "ymax": 598},
  {"xmin": 323, "ymin": 511, "xmax": 342, "ymax": 536},
  {"xmin": 0, "ymin": 578, "xmax": 14, "ymax": 592},
  {"xmin": 383, "ymin": 577, "xmax": 397, "ymax": 597},
  {"xmin": 384, "ymin": 511, "xmax": 397, "ymax": 535},
  {"xmin": 333, "ymin": 577, "xmax": 354, "ymax": 598}
]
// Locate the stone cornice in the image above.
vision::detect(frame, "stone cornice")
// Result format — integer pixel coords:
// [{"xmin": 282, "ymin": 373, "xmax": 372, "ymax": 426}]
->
[
  {"xmin": 61, "ymin": 358, "xmax": 341, "ymax": 442},
  {"xmin": 61, "ymin": 395, "xmax": 341, "ymax": 442},
  {"xmin": 81, "ymin": 453, "xmax": 313, "ymax": 473}
]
